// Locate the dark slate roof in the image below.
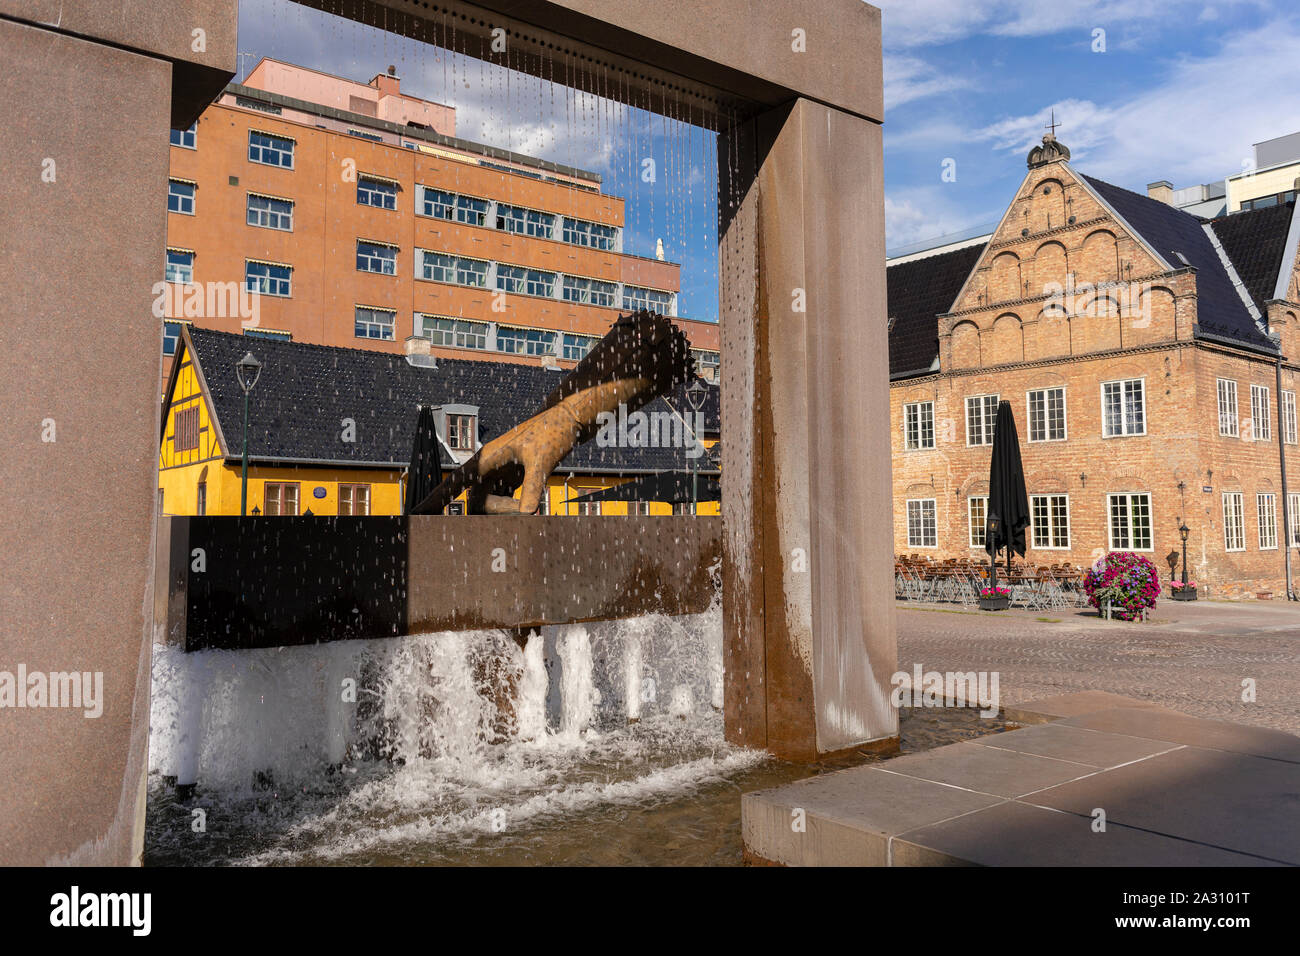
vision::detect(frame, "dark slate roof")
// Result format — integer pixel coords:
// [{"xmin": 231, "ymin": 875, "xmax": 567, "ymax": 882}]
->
[
  {"xmin": 182, "ymin": 326, "xmax": 719, "ymax": 475},
  {"xmin": 1083, "ymin": 175, "xmax": 1278, "ymax": 352},
  {"xmin": 887, "ymin": 243, "xmax": 985, "ymax": 378},
  {"xmin": 1208, "ymin": 200, "xmax": 1296, "ymax": 313}
]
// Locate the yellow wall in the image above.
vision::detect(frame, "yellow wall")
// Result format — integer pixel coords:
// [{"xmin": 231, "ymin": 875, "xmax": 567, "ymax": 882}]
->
[{"xmin": 1227, "ymin": 161, "xmax": 1300, "ymax": 210}]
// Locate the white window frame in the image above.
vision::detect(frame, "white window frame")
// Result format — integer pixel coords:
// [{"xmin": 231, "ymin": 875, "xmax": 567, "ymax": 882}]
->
[
  {"xmin": 965, "ymin": 394, "xmax": 999, "ymax": 447},
  {"xmin": 354, "ymin": 305, "xmax": 396, "ymax": 341},
  {"xmin": 167, "ymin": 179, "xmax": 195, "ymax": 215},
  {"xmin": 1258, "ymin": 493, "xmax": 1278, "ymax": 550},
  {"xmin": 1030, "ymin": 493, "xmax": 1071, "ymax": 550},
  {"xmin": 248, "ymin": 130, "xmax": 294, "ymax": 169},
  {"xmin": 1026, "ymin": 386, "xmax": 1067, "ymax": 443},
  {"xmin": 247, "ymin": 193, "xmax": 294, "ymax": 231},
  {"xmin": 1107, "ymin": 492, "xmax": 1153, "ymax": 551},
  {"xmin": 1283, "ymin": 390, "xmax": 1298, "ymax": 445},
  {"xmin": 1101, "ymin": 378, "xmax": 1146, "ymax": 438},
  {"xmin": 170, "ymin": 123, "xmax": 196, "ymax": 149},
  {"xmin": 356, "ymin": 240, "xmax": 397, "ymax": 276},
  {"xmin": 357, "ymin": 176, "xmax": 398, "ymax": 210},
  {"xmin": 1217, "ymin": 378, "xmax": 1238, "ymax": 437},
  {"xmin": 165, "ymin": 249, "xmax": 193, "ymax": 285},
  {"xmin": 903, "ymin": 401, "xmax": 936, "ymax": 451},
  {"xmin": 1289, "ymin": 493, "xmax": 1300, "ymax": 548},
  {"xmin": 967, "ymin": 496, "xmax": 988, "ymax": 549},
  {"xmin": 906, "ymin": 498, "xmax": 938, "ymax": 548},
  {"xmin": 244, "ymin": 260, "xmax": 291, "ymax": 298},
  {"xmin": 1251, "ymin": 385, "xmax": 1271, "ymax": 441},
  {"xmin": 1222, "ymin": 491, "xmax": 1246, "ymax": 552}
]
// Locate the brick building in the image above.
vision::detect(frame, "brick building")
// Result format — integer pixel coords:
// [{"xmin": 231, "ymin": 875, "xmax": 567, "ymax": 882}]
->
[{"xmin": 888, "ymin": 134, "xmax": 1300, "ymax": 599}]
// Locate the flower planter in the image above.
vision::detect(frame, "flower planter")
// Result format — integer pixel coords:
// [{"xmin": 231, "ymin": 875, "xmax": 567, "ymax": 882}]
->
[
  {"xmin": 1170, "ymin": 589, "xmax": 1198, "ymax": 601},
  {"xmin": 979, "ymin": 595, "xmax": 1010, "ymax": 611}
]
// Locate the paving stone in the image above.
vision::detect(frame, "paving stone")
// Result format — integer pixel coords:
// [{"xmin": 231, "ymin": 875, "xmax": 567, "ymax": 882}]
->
[
  {"xmin": 877, "ymin": 740, "xmax": 1096, "ymax": 798},
  {"xmin": 978, "ymin": 722, "xmax": 1180, "ymax": 769},
  {"xmin": 1059, "ymin": 707, "xmax": 1300, "ymax": 763},
  {"xmin": 892, "ymin": 800, "xmax": 1284, "ymax": 867},
  {"xmin": 1025, "ymin": 746, "xmax": 1300, "ymax": 865},
  {"xmin": 1004, "ymin": 690, "xmax": 1173, "ymax": 725}
]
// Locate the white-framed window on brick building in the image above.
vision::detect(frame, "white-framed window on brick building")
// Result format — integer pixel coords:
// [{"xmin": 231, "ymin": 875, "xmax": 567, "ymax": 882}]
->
[
  {"xmin": 1101, "ymin": 379, "xmax": 1145, "ymax": 437},
  {"xmin": 907, "ymin": 498, "xmax": 937, "ymax": 548},
  {"xmin": 904, "ymin": 401, "xmax": 935, "ymax": 450},
  {"xmin": 1250, "ymin": 385, "xmax": 1271, "ymax": 441},
  {"xmin": 1222, "ymin": 492, "xmax": 1246, "ymax": 552},
  {"xmin": 1030, "ymin": 494, "xmax": 1071, "ymax": 549},
  {"xmin": 1289, "ymin": 493, "xmax": 1300, "ymax": 547},
  {"xmin": 1258, "ymin": 493, "xmax": 1278, "ymax": 550},
  {"xmin": 1108, "ymin": 493, "xmax": 1152, "ymax": 551},
  {"xmin": 1282, "ymin": 390, "xmax": 1297, "ymax": 445},
  {"xmin": 968, "ymin": 496, "xmax": 987, "ymax": 548},
  {"xmin": 965, "ymin": 394, "xmax": 998, "ymax": 446},
  {"xmin": 1027, "ymin": 387, "xmax": 1066, "ymax": 442},
  {"xmin": 1217, "ymin": 378, "xmax": 1238, "ymax": 436}
]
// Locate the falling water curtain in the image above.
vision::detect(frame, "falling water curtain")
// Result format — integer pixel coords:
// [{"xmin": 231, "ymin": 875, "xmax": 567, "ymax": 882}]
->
[{"xmin": 985, "ymin": 400, "xmax": 1030, "ymax": 586}]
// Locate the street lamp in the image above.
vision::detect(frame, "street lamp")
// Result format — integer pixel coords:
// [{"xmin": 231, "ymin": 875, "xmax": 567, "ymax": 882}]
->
[
  {"xmin": 1178, "ymin": 522, "xmax": 1190, "ymax": 586},
  {"xmin": 236, "ymin": 352, "xmax": 263, "ymax": 516},
  {"xmin": 684, "ymin": 378, "xmax": 708, "ymax": 515}
]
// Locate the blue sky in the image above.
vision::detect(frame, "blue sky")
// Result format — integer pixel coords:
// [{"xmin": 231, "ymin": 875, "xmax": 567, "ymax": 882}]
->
[{"xmin": 237, "ymin": 0, "xmax": 1300, "ymax": 321}]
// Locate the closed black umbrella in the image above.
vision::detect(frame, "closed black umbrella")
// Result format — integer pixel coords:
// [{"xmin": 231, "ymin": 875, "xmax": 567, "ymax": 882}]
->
[
  {"xmin": 985, "ymin": 400, "xmax": 1029, "ymax": 586},
  {"xmin": 403, "ymin": 405, "xmax": 443, "ymax": 515},
  {"xmin": 565, "ymin": 472, "xmax": 721, "ymax": 505}
]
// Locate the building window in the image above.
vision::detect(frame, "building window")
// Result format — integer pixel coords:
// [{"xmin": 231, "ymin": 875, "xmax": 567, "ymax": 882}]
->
[
  {"xmin": 1258, "ymin": 493, "xmax": 1278, "ymax": 550},
  {"xmin": 622, "ymin": 285, "xmax": 674, "ymax": 314},
  {"xmin": 630, "ymin": 501, "xmax": 651, "ymax": 516},
  {"xmin": 420, "ymin": 250, "xmax": 488, "ymax": 287},
  {"xmin": 421, "ymin": 187, "xmax": 456, "ymax": 220},
  {"xmin": 172, "ymin": 406, "xmax": 200, "ymax": 452},
  {"xmin": 1027, "ymin": 387, "xmax": 1066, "ymax": 442},
  {"xmin": 170, "ymin": 123, "xmax": 196, "ymax": 149},
  {"xmin": 906, "ymin": 499, "xmax": 938, "ymax": 548},
  {"xmin": 562, "ymin": 217, "xmax": 618, "ymax": 250},
  {"xmin": 357, "ymin": 177, "xmax": 398, "ymax": 210},
  {"xmin": 354, "ymin": 306, "xmax": 396, "ymax": 340},
  {"xmin": 903, "ymin": 401, "xmax": 935, "ymax": 450},
  {"xmin": 497, "ymin": 326, "xmax": 556, "ymax": 356},
  {"xmin": 968, "ymin": 496, "xmax": 987, "ymax": 548},
  {"xmin": 163, "ymin": 321, "xmax": 185, "ymax": 356},
  {"xmin": 1251, "ymin": 385, "xmax": 1271, "ymax": 441},
  {"xmin": 496, "ymin": 204, "xmax": 554, "ymax": 238},
  {"xmin": 1216, "ymin": 379, "xmax": 1239, "ymax": 436},
  {"xmin": 1283, "ymin": 390, "xmax": 1298, "ymax": 445},
  {"xmin": 248, "ymin": 130, "xmax": 294, "ymax": 168},
  {"xmin": 244, "ymin": 328, "xmax": 290, "ymax": 341},
  {"xmin": 346, "ymin": 128, "xmax": 383, "ymax": 143},
  {"xmin": 561, "ymin": 275, "xmax": 618, "ymax": 308},
  {"xmin": 247, "ymin": 194, "xmax": 294, "ymax": 230},
  {"xmin": 1030, "ymin": 494, "xmax": 1070, "ymax": 549},
  {"xmin": 965, "ymin": 394, "xmax": 999, "ymax": 446},
  {"xmin": 671, "ymin": 501, "xmax": 695, "ymax": 516},
  {"xmin": 1102, "ymin": 379, "xmax": 1145, "ymax": 437},
  {"xmin": 1289, "ymin": 493, "xmax": 1300, "ymax": 547},
  {"xmin": 263, "ymin": 482, "xmax": 299, "ymax": 516},
  {"xmin": 168, "ymin": 180, "xmax": 195, "ymax": 215},
  {"xmin": 562, "ymin": 333, "xmax": 598, "ymax": 361},
  {"xmin": 693, "ymin": 350, "xmax": 720, "ymax": 383},
  {"xmin": 454, "ymin": 194, "xmax": 489, "ymax": 226},
  {"xmin": 1108, "ymin": 493, "xmax": 1152, "ymax": 551},
  {"xmin": 245, "ymin": 261, "xmax": 291, "ymax": 297},
  {"xmin": 196, "ymin": 482, "xmax": 207, "ymax": 516},
  {"xmin": 356, "ymin": 241, "xmax": 397, "ymax": 275},
  {"xmin": 419, "ymin": 315, "xmax": 488, "ymax": 350},
  {"xmin": 165, "ymin": 249, "xmax": 193, "ymax": 284},
  {"xmin": 496, "ymin": 266, "xmax": 556, "ymax": 298},
  {"xmin": 1222, "ymin": 492, "xmax": 1245, "ymax": 552},
  {"xmin": 339, "ymin": 483, "xmax": 371, "ymax": 516},
  {"xmin": 446, "ymin": 414, "xmax": 476, "ymax": 452}
]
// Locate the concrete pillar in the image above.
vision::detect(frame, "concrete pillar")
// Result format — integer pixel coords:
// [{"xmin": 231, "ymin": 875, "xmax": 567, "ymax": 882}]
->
[
  {"xmin": 720, "ymin": 99, "xmax": 898, "ymax": 760},
  {"xmin": 0, "ymin": 1, "xmax": 235, "ymax": 864}
]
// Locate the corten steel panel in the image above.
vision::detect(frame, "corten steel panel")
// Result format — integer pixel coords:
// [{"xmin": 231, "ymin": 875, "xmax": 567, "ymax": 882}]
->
[
  {"xmin": 178, "ymin": 518, "xmax": 410, "ymax": 652},
  {"xmin": 290, "ymin": 0, "xmax": 883, "ymax": 123},
  {"xmin": 0, "ymin": 23, "xmax": 170, "ymax": 866},
  {"xmin": 0, "ymin": 0, "xmax": 238, "ymax": 127},
  {"xmin": 720, "ymin": 100, "xmax": 896, "ymax": 761},
  {"xmin": 407, "ymin": 516, "xmax": 720, "ymax": 632}
]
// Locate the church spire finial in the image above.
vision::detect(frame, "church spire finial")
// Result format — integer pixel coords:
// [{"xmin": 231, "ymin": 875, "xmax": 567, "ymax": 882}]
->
[{"xmin": 1028, "ymin": 112, "xmax": 1070, "ymax": 168}]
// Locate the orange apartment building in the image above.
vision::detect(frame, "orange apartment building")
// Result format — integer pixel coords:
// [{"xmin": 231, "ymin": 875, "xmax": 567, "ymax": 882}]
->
[{"xmin": 162, "ymin": 58, "xmax": 720, "ymax": 380}]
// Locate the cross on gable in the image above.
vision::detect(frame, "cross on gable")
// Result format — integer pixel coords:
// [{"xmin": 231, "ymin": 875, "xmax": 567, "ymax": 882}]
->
[{"xmin": 1045, "ymin": 110, "xmax": 1060, "ymax": 138}]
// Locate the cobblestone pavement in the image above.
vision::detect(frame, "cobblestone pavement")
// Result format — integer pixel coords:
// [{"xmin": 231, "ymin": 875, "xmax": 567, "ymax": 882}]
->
[{"xmin": 896, "ymin": 599, "xmax": 1300, "ymax": 734}]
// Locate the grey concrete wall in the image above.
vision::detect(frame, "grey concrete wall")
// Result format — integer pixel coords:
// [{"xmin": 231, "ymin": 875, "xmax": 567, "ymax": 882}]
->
[
  {"xmin": 408, "ymin": 516, "xmax": 720, "ymax": 632},
  {"xmin": 0, "ymin": 3, "xmax": 235, "ymax": 865}
]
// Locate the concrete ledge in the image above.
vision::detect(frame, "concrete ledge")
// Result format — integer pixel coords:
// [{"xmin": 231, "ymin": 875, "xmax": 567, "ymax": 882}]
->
[{"xmin": 742, "ymin": 693, "xmax": 1300, "ymax": 866}]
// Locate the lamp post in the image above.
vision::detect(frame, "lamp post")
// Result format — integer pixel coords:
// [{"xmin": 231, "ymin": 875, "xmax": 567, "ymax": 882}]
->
[
  {"xmin": 684, "ymin": 378, "xmax": 707, "ymax": 515},
  {"xmin": 236, "ymin": 352, "xmax": 263, "ymax": 516},
  {"xmin": 1178, "ymin": 522, "xmax": 1190, "ymax": 587}
]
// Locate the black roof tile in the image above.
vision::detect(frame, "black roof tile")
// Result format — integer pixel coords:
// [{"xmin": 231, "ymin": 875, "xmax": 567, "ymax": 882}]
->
[
  {"xmin": 1208, "ymin": 200, "xmax": 1296, "ymax": 314},
  {"xmin": 887, "ymin": 243, "xmax": 985, "ymax": 379}
]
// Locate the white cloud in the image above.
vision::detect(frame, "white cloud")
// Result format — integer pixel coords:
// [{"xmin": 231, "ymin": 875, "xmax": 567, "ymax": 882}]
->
[{"xmin": 884, "ymin": 54, "xmax": 974, "ymax": 111}]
